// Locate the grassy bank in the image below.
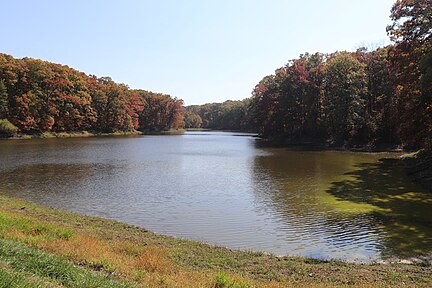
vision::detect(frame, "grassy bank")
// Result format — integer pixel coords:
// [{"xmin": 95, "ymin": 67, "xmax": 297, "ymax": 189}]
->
[
  {"xmin": 0, "ymin": 131, "xmax": 143, "ymax": 140},
  {"xmin": 0, "ymin": 195, "xmax": 430, "ymax": 287},
  {"xmin": 1, "ymin": 129, "xmax": 189, "ymax": 140}
]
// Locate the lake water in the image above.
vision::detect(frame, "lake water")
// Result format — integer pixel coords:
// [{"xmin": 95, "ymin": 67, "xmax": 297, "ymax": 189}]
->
[{"xmin": 0, "ymin": 131, "xmax": 430, "ymax": 262}]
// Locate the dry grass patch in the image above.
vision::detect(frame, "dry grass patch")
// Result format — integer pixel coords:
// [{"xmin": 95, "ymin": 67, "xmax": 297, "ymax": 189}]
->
[{"xmin": 133, "ymin": 247, "xmax": 171, "ymax": 273}]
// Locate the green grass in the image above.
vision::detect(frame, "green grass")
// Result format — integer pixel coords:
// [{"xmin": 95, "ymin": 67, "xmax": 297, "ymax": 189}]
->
[
  {"xmin": 399, "ymin": 150, "xmax": 421, "ymax": 159},
  {"xmin": 0, "ymin": 119, "xmax": 18, "ymax": 137},
  {"xmin": 214, "ymin": 272, "xmax": 250, "ymax": 288},
  {"xmin": 0, "ymin": 264, "xmax": 62, "ymax": 288},
  {"xmin": 0, "ymin": 212, "xmax": 73, "ymax": 242},
  {"xmin": 0, "ymin": 238, "xmax": 132, "ymax": 288}
]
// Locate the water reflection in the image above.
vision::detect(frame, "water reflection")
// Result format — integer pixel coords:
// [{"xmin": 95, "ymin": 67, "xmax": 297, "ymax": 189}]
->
[
  {"xmin": 326, "ymin": 159, "xmax": 432, "ymax": 258},
  {"xmin": 251, "ymin": 149, "xmax": 431, "ymax": 261},
  {"xmin": 0, "ymin": 133, "xmax": 430, "ymax": 262}
]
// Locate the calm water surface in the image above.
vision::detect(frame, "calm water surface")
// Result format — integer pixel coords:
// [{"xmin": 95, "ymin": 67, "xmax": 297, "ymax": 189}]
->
[{"xmin": 0, "ymin": 132, "xmax": 431, "ymax": 262}]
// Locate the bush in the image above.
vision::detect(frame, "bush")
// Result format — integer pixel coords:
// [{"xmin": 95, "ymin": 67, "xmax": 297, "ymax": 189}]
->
[{"xmin": 0, "ymin": 119, "xmax": 18, "ymax": 137}]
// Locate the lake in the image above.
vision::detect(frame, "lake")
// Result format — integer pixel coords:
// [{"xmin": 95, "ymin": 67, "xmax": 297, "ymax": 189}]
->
[{"xmin": 0, "ymin": 131, "xmax": 430, "ymax": 262}]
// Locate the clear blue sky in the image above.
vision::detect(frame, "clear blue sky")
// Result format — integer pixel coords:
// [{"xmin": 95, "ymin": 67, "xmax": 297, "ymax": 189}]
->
[{"xmin": 1, "ymin": 0, "xmax": 395, "ymax": 105}]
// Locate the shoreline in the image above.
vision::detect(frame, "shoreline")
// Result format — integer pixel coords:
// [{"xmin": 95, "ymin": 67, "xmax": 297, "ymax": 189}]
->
[
  {"xmin": 401, "ymin": 150, "xmax": 432, "ymax": 192},
  {"xmin": 254, "ymin": 137, "xmax": 407, "ymax": 153},
  {"xmin": 4, "ymin": 131, "xmax": 404, "ymax": 154},
  {"xmin": 0, "ymin": 131, "xmax": 143, "ymax": 140},
  {"xmin": 0, "ymin": 129, "xmax": 412, "ymax": 154},
  {"xmin": 0, "ymin": 129, "xmax": 189, "ymax": 140},
  {"xmin": 0, "ymin": 194, "xmax": 430, "ymax": 287}
]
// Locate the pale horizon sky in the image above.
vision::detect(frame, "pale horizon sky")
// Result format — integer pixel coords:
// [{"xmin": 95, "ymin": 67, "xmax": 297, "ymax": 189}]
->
[{"xmin": 1, "ymin": 0, "xmax": 395, "ymax": 105}]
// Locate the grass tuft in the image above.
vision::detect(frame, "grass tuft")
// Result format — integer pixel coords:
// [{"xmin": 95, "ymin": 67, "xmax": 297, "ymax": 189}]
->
[{"xmin": 214, "ymin": 272, "xmax": 250, "ymax": 288}]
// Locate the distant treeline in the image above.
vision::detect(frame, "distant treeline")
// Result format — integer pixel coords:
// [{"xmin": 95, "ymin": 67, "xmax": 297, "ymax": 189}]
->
[
  {"xmin": 0, "ymin": 53, "xmax": 184, "ymax": 136},
  {"xmin": 185, "ymin": 100, "xmax": 252, "ymax": 131},
  {"xmin": 186, "ymin": 1, "xmax": 431, "ymax": 150}
]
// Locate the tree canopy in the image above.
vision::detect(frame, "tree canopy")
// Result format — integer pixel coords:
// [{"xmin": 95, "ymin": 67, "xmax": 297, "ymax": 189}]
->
[{"xmin": 0, "ymin": 54, "xmax": 184, "ymax": 135}]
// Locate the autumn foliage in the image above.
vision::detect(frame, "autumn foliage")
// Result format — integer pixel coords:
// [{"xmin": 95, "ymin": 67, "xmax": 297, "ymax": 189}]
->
[
  {"xmin": 185, "ymin": 1, "xmax": 430, "ymax": 150},
  {"xmin": 0, "ymin": 0, "xmax": 429, "ymax": 150},
  {"xmin": 248, "ymin": 49, "xmax": 397, "ymax": 148},
  {"xmin": 387, "ymin": 0, "xmax": 432, "ymax": 149},
  {"xmin": 0, "ymin": 54, "xmax": 184, "ymax": 135},
  {"xmin": 186, "ymin": 99, "xmax": 252, "ymax": 131},
  {"xmin": 247, "ymin": 0, "xmax": 431, "ymax": 149}
]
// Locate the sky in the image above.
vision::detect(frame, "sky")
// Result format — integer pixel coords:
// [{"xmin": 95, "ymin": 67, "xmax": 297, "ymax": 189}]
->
[{"xmin": 1, "ymin": 0, "xmax": 395, "ymax": 105}]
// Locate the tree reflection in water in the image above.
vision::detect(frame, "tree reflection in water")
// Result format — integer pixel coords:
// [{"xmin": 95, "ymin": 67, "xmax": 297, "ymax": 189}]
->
[{"xmin": 251, "ymin": 149, "xmax": 431, "ymax": 261}]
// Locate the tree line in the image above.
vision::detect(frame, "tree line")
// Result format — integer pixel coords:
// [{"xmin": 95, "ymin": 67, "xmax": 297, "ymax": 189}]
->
[
  {"xmin": 185, "ymin": 99, "xmax": 252, "ymax": 131},
  {"xmin": 186, "ymin": 0, "xmax": 431, "ymax": 150},
  {"xmin": 0, "ymin": 54, "xmax": 184, "ymax": 136},
  {"xmin": 1, "ymin": 0, "xmax": 430, "ymax": 151}
]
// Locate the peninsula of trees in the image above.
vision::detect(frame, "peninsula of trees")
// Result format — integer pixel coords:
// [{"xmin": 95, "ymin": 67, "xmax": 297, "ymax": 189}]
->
[{"xmin": 186, "ymin": 0, "xmax": 431, "ymax": 151}]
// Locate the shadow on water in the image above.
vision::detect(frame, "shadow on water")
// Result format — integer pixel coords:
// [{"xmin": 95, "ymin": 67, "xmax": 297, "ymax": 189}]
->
[
  {"xmin": 326, "ymin": 158, "xmax": 432, "ymax": 259},
  {"xmin": 250, "ymin": 149, "xmax": 432, "ymax": 261}
]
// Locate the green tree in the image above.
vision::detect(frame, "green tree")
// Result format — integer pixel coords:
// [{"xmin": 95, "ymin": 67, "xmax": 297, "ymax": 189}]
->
[
  {"xmin": 356, "ymin": 47, "xmax": 398, "ymax": 146},
  {"xmin": 0, "ymin": 80, "xmax": 8, "ymax": 118},
  {"xmin": 323, "ymin": 53, "xmax": 368, "ymax": 145},
  {"xmin": 184, "ymin": 111, "xmax": 202, "ymax": 128}
]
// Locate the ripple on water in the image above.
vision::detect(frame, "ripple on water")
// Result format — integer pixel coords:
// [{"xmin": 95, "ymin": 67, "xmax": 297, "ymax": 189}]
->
[{"xmin": 0, "ymin": 133, "xmax": 431, "ymax": 263}]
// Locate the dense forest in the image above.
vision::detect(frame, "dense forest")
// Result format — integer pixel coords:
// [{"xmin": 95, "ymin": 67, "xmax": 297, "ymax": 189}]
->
[
  {"xmin": 185, "ymin": 99, "xmax": 252, "ymax": 131},
  {"xmin": 1, "ymin": 0, "xmax": 430, "ymax": 152},
  {"xmin": 0, "ymin": 54, "xmax": 184, "ymax": 136},
  {"xmin": 187, "ymin": 0, "xmax": 431, "ymax": 150}
]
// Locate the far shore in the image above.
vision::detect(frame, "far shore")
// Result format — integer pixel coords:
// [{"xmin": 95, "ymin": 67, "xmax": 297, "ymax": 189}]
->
[
  {"xmin": 0, "ymin": 129, "xmax": 411, "ymax": 153},
  {"xmin": 0, "ymin": 129, "xmax": 190, "ymax": 140}
]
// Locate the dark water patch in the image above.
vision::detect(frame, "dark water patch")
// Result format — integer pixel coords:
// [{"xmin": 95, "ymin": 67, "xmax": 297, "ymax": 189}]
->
[{"xmin": 326, "ymin": 158, "xmax": 432, "ymax": 259}]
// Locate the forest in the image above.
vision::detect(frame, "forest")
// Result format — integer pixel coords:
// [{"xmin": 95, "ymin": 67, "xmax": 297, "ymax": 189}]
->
[
  {"xmin": 185, "ymin": 99, "xmax": 252, "ymax": 131},
  {"xmin": 186, "ymin": 0, "xmax": 431, "ymax": 151},
  {"xmin": 0, "ymin": 54, "xmax": 184, "ymax": 136},
  {"xmin": 1, "ymin": 0, "xmax": 431, "ymax": 152}
]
